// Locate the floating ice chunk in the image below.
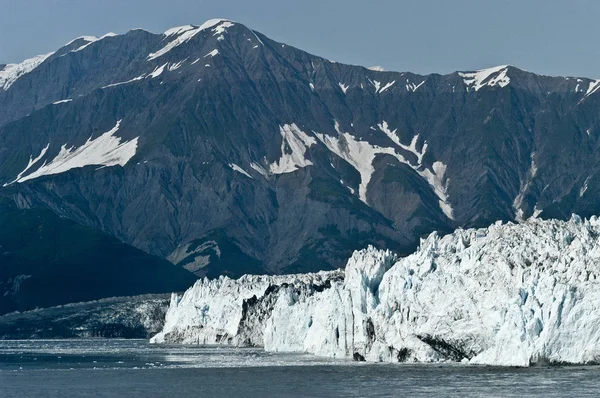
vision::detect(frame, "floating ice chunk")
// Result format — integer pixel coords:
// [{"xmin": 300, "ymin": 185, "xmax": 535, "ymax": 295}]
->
[
  {"xmin": 14, "ymin": 120, "xmax": 138, "ymax": 183},
  {"xmin": 269, "ymin": 124, "xmax": 316, "ymax": 174},
  {"xmin": 458, "ymin": 65, "xmax": 510, "ymax": 91}
]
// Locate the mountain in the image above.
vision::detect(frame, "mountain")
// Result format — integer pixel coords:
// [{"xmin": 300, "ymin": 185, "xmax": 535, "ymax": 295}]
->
[
  {"xmin": 2, "ymin": 18, "xmax": 600, "ymax": 281},
  {"xmin": 152, "ymin": 216, "xmax": 600, "ymax": 367},
  {"xmin": 0, "ymin": 198, "xmax": 196, "ymax": 315}
]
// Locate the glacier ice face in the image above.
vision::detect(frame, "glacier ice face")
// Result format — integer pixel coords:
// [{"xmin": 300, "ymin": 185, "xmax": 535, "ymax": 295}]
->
[{"xmin": 152, "ymin": 216, "xmax": 600, "ymax": 366}]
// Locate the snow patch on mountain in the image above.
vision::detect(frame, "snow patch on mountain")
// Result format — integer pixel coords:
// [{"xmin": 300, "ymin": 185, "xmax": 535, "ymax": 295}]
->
[
  {"xmin": 317, "ymin": 120, "xmax": 452, "ymax": 217},
  {"xmin": 12, "ymin": 120, "xmax": 138, "ymax": 184},
  {"xmin": 585, "ymin": 80, "xmax": 600, "ymax": 98},
  {"xmin": 153, "ymin": 216, "xmax": 600, "ymax": 366},
  {"xmin": 229, "ymin": 163, "xmax": 253, "ymax": 178},
  {"xmin": 204, "ymin": 49, "xmax": 219, "ymax": 58},
  {"xmin": 148, "ymin": 19, "xmax": 234, "ymax": 61},
  {"xmin": 406, "ymin": 80, "xmax": 425, "ymax": 92},
  {"xmin": 53, "ymin": 99, "xmax": 73, "ymax": 105},
  {"xmin": 103, "ymin": 74, "xmax": 146, "ymax": 89},
  {"xmin": 338, "ymin": 83, "xmax": 349, "ymax": 94},
  {"xmin": 269, "ymin": 124, "xmax": 316, "ymax": 174},
  {"xmin": 379, "ymin": 81, "xmax": 395, "ymax": 93},
  {"xmin": 71, "ymin": 33, "xmax": 118, "ymax": 52},
  {"xmin": 149, "ymin": 63, "xmax": 168, "ymax": 78},
  {"xmin": 459, "ymin": 65, "xmax": 510, "ymax": 91},
  {"xmin": 0, "ymin": 52, "xmax": 54, "ymax": 90},
  {"xmin": 368, "ymin": 66, "xmax": 385, "ymax": 72},
  {"xmin": 513, "ymin": 152, "xmax": 538, "ymax": 221}
]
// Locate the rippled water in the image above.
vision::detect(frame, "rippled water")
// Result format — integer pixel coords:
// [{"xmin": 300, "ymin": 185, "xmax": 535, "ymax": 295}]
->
[{"xmin": 1, "ymin": 339, "xmax": 599, "ymax": 397}]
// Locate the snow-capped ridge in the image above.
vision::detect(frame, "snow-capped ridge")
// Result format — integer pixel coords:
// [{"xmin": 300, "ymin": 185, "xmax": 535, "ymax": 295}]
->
[
  {"xmin": 0, "ymin": 52, "xmax": 54, "ymax": 90},
  {"xmin": 148, "ymin": 19, "xmax": 235, "ymax": 61},
  {"xmin": 458, "ymin": 65, "xmax": 511, "ymax": 91}
]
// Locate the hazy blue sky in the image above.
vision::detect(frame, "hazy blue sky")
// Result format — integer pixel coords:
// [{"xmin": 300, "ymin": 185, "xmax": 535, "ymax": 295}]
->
[{"xmin": 1, "ymin": 0, "xmax": 600, "ymax": 77}]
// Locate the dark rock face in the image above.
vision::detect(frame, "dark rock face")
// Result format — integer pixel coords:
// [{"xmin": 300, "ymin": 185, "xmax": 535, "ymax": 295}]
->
[
  {"xmin": 2, "ymin": 19, "xmax": 600, "ymax": 280},
  {"xmin": 0, "ymin": 199, "xmax": 196, "ymax": 315}
]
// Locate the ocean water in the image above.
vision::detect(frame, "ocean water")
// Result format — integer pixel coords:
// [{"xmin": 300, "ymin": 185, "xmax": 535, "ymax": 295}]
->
[{"xmin": 1, "ymin": 339, "xmax": 599, "ymax": 397}]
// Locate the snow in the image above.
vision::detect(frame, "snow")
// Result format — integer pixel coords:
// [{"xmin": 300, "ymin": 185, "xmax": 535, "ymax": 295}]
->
[
  {"xmin": 149, "ymin": 63, "xmax": 168, "ymax": 78},
  {"xmin": 102, "ymin": 74, "xmax": 146, "ymax": 88},
  {"xmin": 316, "ymin": 120, "xmax": 452, "ymax": 217},
  {"xmin": 513, "ymin": 152, "xmax": 538, "ymax": 221},
  {"xmin": 368, "ymin": 66, "xmax": 385, "ymax": 72},
  {"xmin": 269, "ymin": 124, "xmax": 316, "ymax": 174},
  {"xmin": 71, "ymin": 33, "xmax": 118, "ymax": 52},
  {"xmin": 368, "ymin": 78, "xmax": 396, "ymax": 94},
  {"xmin": 164, "ymin": 25, "xmax": 195, "ymax": 37},
  {"xmin": 229, "ymin": 163, "xmax": 253, "ymax": 178},
  {"xmin": 0, "ymin": 52, "xmax": 54, "ymax": 90},
  {"xmin": 12, "ymin": 120, "xmax": 138, "ymax": 184},
  {"xmin": 250, "ymin": 162, "xmax": 269, "ymax": 177},
  {"xmin": 148, "ymin": 19, "xmax": 234, "ymax": 61},
  {"xmin": 378, "ymin": 80, "xmax": 396, "ymax": 93},
  {"xmin": 153, "ymin": 216, "xmax": 600, "ymax": 367},
  {"xmin": 309, "ymin": 83, "xmax": 315, "ymax": 90},
  {"xmin": 338, "ymin": 83, "xmax": 349, "ymax": 94},
  {"xmin": 458, "ymin": 65, "xmax": 510, "ymax": 92},
  {"xmin": 406, "ymin": 80, "xmax": 425, "ymax": 92},
  {"xmin": 204, "ymin": 49, "xmax": 219, "ymax": 58},
  {"xmin": 53, "ymin": 99, "xmax": 72, "ymax": 105},
  {"xmin": 580, "ymin": 176, "xmax": 591, "ymax": 197},
  {"xmin": 368, "ymin": 79, "xmax": 381, "ymax": 93},
  {"xmin": 3, "ymin": 144, "xmax": 49, "ymax": 186},
  {"xmin": 585, "ymin": 80, "xmax": 600, "ymax": 97}
]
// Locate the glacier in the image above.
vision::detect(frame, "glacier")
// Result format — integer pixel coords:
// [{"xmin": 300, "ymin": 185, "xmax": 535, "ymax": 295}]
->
[{"xmin": 151, "ymin": 215, "xmax": 600, "ymax": 366}]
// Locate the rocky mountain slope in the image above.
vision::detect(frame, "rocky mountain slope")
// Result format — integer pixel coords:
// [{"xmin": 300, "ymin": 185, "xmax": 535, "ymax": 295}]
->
[
  {"xmin": 3, "ymin": 18, "xmax": 600, "ymax": 279},
  {"xmin": 0, "ymin": 198, "xmax": 195, "ymax": 315},
  {"xmin": 152, "ymin": 216, "xmax": 600, "ymax": 366}
]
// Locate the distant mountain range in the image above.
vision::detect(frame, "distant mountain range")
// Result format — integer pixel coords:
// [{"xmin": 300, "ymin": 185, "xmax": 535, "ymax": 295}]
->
[{"xmin": 2, "ymin": 18, "xmax": 600, "ymax": 313}]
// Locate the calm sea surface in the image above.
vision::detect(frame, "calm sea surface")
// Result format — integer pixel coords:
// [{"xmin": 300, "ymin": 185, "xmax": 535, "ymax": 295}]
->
[{"xmin": 1, "ymin": 339, "xmax": 599, "ymax": 397}]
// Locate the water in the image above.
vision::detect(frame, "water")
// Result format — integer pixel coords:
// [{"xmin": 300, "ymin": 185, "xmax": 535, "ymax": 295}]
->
[{"xmin": 1, "ymin": 339, "xmax": 599, "ymax": 397}]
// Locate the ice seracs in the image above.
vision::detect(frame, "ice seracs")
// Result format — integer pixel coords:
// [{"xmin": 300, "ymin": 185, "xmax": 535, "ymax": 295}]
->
[
  {"xmin": 10, "ymin": 120, "xmax": 138, "ymax": 184},
  {"xmin": 153, "ymin": 216, "xmax": 600, "ymax": 367}
]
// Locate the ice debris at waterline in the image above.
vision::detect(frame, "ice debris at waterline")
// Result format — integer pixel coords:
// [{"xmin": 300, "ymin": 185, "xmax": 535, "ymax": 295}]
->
[{"xmin": 151, "ymin": 215, "xmax": 600, "ymax": 366}]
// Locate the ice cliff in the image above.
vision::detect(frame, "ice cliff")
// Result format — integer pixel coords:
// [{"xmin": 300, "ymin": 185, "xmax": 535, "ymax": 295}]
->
[{"xmin": 151, "ymin": 216, "xmax": 600, "ymax": 366}]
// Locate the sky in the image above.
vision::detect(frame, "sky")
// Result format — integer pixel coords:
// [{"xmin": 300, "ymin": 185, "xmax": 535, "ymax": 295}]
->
[{"xmin": 1, "ymin": 0, "xmax": 600, "ymax": 78}]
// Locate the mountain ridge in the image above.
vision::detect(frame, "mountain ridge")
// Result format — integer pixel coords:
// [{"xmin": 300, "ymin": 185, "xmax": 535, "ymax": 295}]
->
[{"xmin": 2, "ymin": 18, "xmax": 600, "ymax": 281}]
